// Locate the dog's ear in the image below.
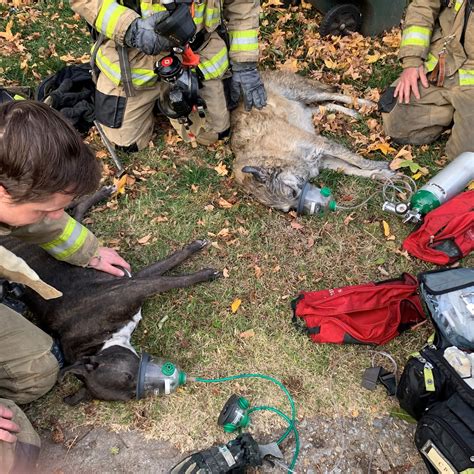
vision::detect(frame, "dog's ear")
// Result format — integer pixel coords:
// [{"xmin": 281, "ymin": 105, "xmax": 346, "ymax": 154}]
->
[
  {"xmin": 59, "ymin": 357, "xmax": 99, "ymax": 380},
  {"xmin": 63, "ymin": 387, "xmax": 93, "ymax": 406},
  {"xmin": 241, "ymin": 166, "xmax": 269, "ymax": 183}
]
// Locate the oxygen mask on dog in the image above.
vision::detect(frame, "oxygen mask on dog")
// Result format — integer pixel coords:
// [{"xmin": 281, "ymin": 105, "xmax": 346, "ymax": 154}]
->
[
  {"xmin": 296, "ymin": 182, "xmax": 337, "ymax": 215},
  {"xmin": 136, "ymin": 352, "xmax": 186, "ymax": 399}
]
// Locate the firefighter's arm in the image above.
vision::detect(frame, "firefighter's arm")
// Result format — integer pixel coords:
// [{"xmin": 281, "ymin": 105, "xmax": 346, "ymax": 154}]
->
[
  {"xmin": 223, "ymin": 0, "xmax": 260, "ymax": 63},
  {"xmin": 9, "ymin": 212, "xmax": 99, "ymax": 267},
  {"xmin": 399, "ymin": 0, "xmax": 442, "ymax": 68},
  {"xmin": 70, "ymin": 0, "xmax": 139, "ymax": 46}
]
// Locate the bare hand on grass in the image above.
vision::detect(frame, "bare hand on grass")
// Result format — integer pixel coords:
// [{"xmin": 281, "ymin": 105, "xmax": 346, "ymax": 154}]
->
[{"xmin": 394, "ymin": 66, "xmax": 429, "ymax": 104}]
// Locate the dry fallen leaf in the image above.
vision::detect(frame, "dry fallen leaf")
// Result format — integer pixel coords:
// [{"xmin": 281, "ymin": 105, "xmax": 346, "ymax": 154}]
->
[
  {"xmin": 217, "ymin": 197, "xmax": 233, "ymax": 209},
  {"xmin": 290, "ymin": 221, "xmax": 304, "ymax": 230},
  {"xmin": 254, "ymin": 265, "xmax": 262, "ymax": 278},
  {"xmin": 113, "ymin": 174, "xmax": 127, "ymax": 195},
  {"xmin": 239, "ymin": 329, "xmax": 255, "ymax": 339},
  {"xmin": 382, "ymin": 220, "xmax": 391, "ymax": 237},
  {"xmin": 214, "ymin": 162, "xmax": 229, "ymax": 176},
  {"xmin": 223, "ymin": 268, "xmax": 230, "ymax": 278},
  {"xmin": 231, "ymin": 298, "xmax": 242, "ymax": 313},
  {"xmin": 137, "ymin": 234, "xmax": 152, "ymax": 245}
]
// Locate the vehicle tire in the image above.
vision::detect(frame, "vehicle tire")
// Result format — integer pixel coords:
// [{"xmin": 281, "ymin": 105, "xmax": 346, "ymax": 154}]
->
[{"xmin": 319, "ymin": 4, "xmax": 362, "ymax": 36}]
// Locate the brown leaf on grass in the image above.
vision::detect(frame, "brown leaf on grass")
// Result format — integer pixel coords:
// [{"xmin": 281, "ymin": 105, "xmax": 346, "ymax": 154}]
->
[
  {"xmin": 96, "ymin": 150, "xmax": 108, "ymax": 159},
  {"xmin": 164, "ymin": 130, "xmax": 182, "ymax": 145},
  {"xmin": 137, "ymin": 234, "xmax": 152, "ymax": 245},
  {"xmin": 217, "ymin": 197, "xmax": 233, "ymax": 209},
  {"xmin": 204, "ymin": 204, "xmax": 215, "ymax": 212},
  {"xmin": 254, "ymin": 265, "xmax": 262, "ymax": 278},
  {"xmin": 382, "ymin": 220, "xmax": 391, "ymax": 237},
  {"xmin": 191, "ymin": 184, "xmax": 199, "ymax": 193},
  {"xmin": 217, "ymin": 228, "xmax": 231, "ymax": 238},
  {"xmin": 231, "ymin": 298, "xmax": 241, "ymax": 313},
  {"xmin": 306, "ymin": 237, "xmax": 315, "ymax": 248},
  {"xmin": 290, "ymin": 221, "xmax": 304, "ymax": 230},
  {"xmin": 344, "ymin": 213, "xmax": 355, "ymax": 226},
  {"xmin": 281, "ymin": 58, "xmax": 299, "ymax": 73},
  {"xmin": 223, "ymin": 268, "xmax": 230, "ymax": 278},
  {"xmin": 239, "ymin": 329, "xmax": 255, "ymax": 339},
  {"xmin": 214, "ymin": 162, "xmax": 229, "ymax": 176},
  {"xmin": 151, "ymin": 215, "xmax": 168, "ymax": 223}
]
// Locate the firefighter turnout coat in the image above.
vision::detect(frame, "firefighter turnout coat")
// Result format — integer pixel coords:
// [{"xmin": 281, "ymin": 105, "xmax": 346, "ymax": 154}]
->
[
  {"xmin": 70, "ymin": 0, "xmax": 260, "ymax": 90},
  {"xmin": 399, "ymin": 0, "xmax": 474, "ymax": 85}
]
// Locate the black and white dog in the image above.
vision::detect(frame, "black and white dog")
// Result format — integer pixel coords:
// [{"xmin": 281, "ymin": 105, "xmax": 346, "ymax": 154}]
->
[{"xmin": 1, "ymin": 212, "xmax": 220, "ymax": 404}]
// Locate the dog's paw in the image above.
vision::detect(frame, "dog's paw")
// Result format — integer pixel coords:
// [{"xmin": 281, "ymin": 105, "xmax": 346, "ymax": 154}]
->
[
  {"xmin": 203, "ymin": 268, "xmax": 222, "ymax": 280},
  {"xmin": 187, "ymin": 239, "xmax": 210, "ymax": 253},
  {"xmin": 370, "ymin": 168, "xmax": 396, "ymax": 181}
]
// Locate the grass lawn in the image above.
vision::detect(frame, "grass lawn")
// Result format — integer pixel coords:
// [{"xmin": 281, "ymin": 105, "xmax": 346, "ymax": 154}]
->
[{"xmin": 1, "ymin": 0, "xmax": 471, "ymax": 461}]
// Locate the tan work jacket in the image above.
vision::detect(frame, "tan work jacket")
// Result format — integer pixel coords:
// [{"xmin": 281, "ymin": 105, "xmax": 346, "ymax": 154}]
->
[
  {"xmin": 70, "ymin": 0, "xmax": 260, "ymax": 88},
  {"xmin": 0, "ymin": 213, "xmax": 98, "ymax": 298},
  {"xmin": 400, "ymin": 0, "xmax": 474, "ymax": 85}
]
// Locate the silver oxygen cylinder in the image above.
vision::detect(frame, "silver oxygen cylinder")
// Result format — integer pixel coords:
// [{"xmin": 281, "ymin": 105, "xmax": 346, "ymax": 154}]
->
[{"xmin": 409, "ymin": 152, "xmax": 474, "ymax": 217}]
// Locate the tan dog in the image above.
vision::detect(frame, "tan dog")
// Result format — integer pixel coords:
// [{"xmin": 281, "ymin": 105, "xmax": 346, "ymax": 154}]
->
[{"xmin": 231, "ymin": 71, "xmax": 394, "ymax": 212}]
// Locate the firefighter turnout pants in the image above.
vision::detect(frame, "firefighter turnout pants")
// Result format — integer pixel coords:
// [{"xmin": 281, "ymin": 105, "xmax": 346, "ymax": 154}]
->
[
  {"xmin": 382, "ymin": 75, "xmax": 474, "ymax": 159},
  {"xmin": 0, "ymin": 304, "xmax": 59, "ymax": 473}
]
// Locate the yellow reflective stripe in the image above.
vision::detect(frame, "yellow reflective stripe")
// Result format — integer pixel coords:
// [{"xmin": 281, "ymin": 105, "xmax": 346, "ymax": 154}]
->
[
  {"xmin": 455, "ymin": 0, "xmax": 464, "ymax": 11},
  {"xmin": 459, "ymin": 68, "xmax": 474, "ymax": 85},
  {"xmin": 96, "ymin": 48, "xmax": 122, "ymax": 85},
  {"xmin": 95, "ymin": 0, "xmax": 129, "ymax": 38},
  {"xmin": 198, "ymin": 46, "xmax": 229, "ymax": 79},
  {"xmin": 194, "ymin": 3, "xmax": 205, "ymax": 24},
  {"xmin": 204, "ymin": 6, "xmax": 220, "ymax": 28},
  {"xmin": 96, "ymin": 48, "xmax": 157, "ymax": 86},
  {"xmin": 401, "ymin": 25, "xmax": 431, "ymax": 48},
  {"xmin": 425, "ymin": 52, "xmax": 438, "ymax": 72},
  {"xmin": 460, "ymin": 469, "xmax": 474, "ymax": 474},
  {"xmin": 140, "ymin": 1, "xmax": 167, "ymax": 17},
  {"xmin": 13, "ymin": 94, "xmax": 26, "ymax": 100},
  {"xmin": 424, "ymin": 365, "xmax": 435, "ymax": 392},
  {"xmin": 40, "ymin": 216, "xmax": 88, "ymax": 261},
  {"xmin": 229, "ymin": 30, "xmax": 258, "ymax": 52}
]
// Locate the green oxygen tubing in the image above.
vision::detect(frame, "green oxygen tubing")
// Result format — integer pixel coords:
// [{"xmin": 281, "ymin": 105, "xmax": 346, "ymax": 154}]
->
[
  {"xmin": 189, "ymin": 373, "xmax": 300, "ymax": 473},
  {"xmin": 136, "ymin": 355, "xmax": 300, "ymax": 472}
]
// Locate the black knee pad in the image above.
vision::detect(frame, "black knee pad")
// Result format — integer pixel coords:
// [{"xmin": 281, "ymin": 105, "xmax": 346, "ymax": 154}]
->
[
  {"xmin": 115, "ymin": 143, "xmax": 139, "ymax": 153},
  {"xmin": 218, "ymin": 128, "xmax": 231, "ymax": 140},
  {"xmin": 378, "ymin": 86, "xmax": 397, "ymax": 113}
]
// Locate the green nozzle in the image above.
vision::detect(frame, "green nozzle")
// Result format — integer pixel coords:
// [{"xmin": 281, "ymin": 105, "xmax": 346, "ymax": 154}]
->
[
  {"xmin": 329, "ymin": 200, "xmax": 337, "ymax": 211},
  {"xmin": 321, "ymin": 187, "xmax": 332, "ymax": 197},
  {"xmin": 179, "ymin": 371, "xmax": 186, "ymax": 386},
  {"xmin": 162, "ymin": 362, "xmax": 176, "ymax": 376}
]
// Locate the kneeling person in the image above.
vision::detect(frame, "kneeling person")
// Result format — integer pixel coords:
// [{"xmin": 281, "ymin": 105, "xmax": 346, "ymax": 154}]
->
[
  {"xmin": 380, "ymin": 0, "xmax": 474, "ymax": 160},
  {"xmin": 0, "ymin": 101, "xmax": 130, "ymax": 472}
]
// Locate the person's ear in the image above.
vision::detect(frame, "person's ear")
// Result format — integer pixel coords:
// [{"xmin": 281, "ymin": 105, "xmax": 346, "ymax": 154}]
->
[{"xmin": 0, "ymin": 185, "xmax": 10, "ymax": 199}]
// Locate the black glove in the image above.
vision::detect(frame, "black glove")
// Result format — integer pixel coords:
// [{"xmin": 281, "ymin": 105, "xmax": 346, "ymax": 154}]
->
[
  {"xmin": 124, "ymin": 12, "xmax": 172, "ymax": 55},
  {"xmin": 230, "ymin": 62, "xmax": 267, "ymax": 112},
  {"xmin": 170, "ymin": 433, "xmax": 263, "ymax": 474}
]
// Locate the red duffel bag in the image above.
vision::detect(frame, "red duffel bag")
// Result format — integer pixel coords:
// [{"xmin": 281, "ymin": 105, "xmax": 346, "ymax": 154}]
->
[
  {"xmin": 292, "ymin": 273, "xmax": 425, "ymax": 345},
  {"xmin": 403, "ymin": 190, "xmax": 474, "ymax": 265}
]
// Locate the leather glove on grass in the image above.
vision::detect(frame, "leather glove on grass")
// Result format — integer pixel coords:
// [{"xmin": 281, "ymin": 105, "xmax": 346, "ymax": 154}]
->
[
  {"xmin": 125, "ymin": 12, "xmax": 172, "ymax": 55},
  {"xmin": 230, "ymin": 62, "xmax": 267, "ymax": 111}
]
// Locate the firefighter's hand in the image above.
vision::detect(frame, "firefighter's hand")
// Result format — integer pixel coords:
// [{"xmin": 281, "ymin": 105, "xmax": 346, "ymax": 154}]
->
[
  {"xmin": 87, "ymin": 247, "xmax": 131, "ymax": 277},
  {"xmin": 124, "ymin": 12, "xmax": 172, "ymax": 55},
  {"xmin": 230, "ymin": 63, "xmax": 267, "ymax": 111},
  {"xmin": 394, "ymin": 65, "xmax": 429, "ymax": 104},
  {"xmin": 0, "ymin": 404, "xmax": 20, "ymax": 443}
]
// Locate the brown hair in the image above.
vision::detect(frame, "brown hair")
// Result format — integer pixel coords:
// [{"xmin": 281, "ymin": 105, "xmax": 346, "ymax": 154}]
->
[{"xmin": 0, "ymin": 100, "xmax": 101, "ymax": 202}]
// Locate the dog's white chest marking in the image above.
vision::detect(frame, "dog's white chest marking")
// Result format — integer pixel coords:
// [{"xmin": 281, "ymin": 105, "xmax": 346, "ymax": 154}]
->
[{"xmin": 101, "ymin": 309, "xmax": 142, "ymax": 355}]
